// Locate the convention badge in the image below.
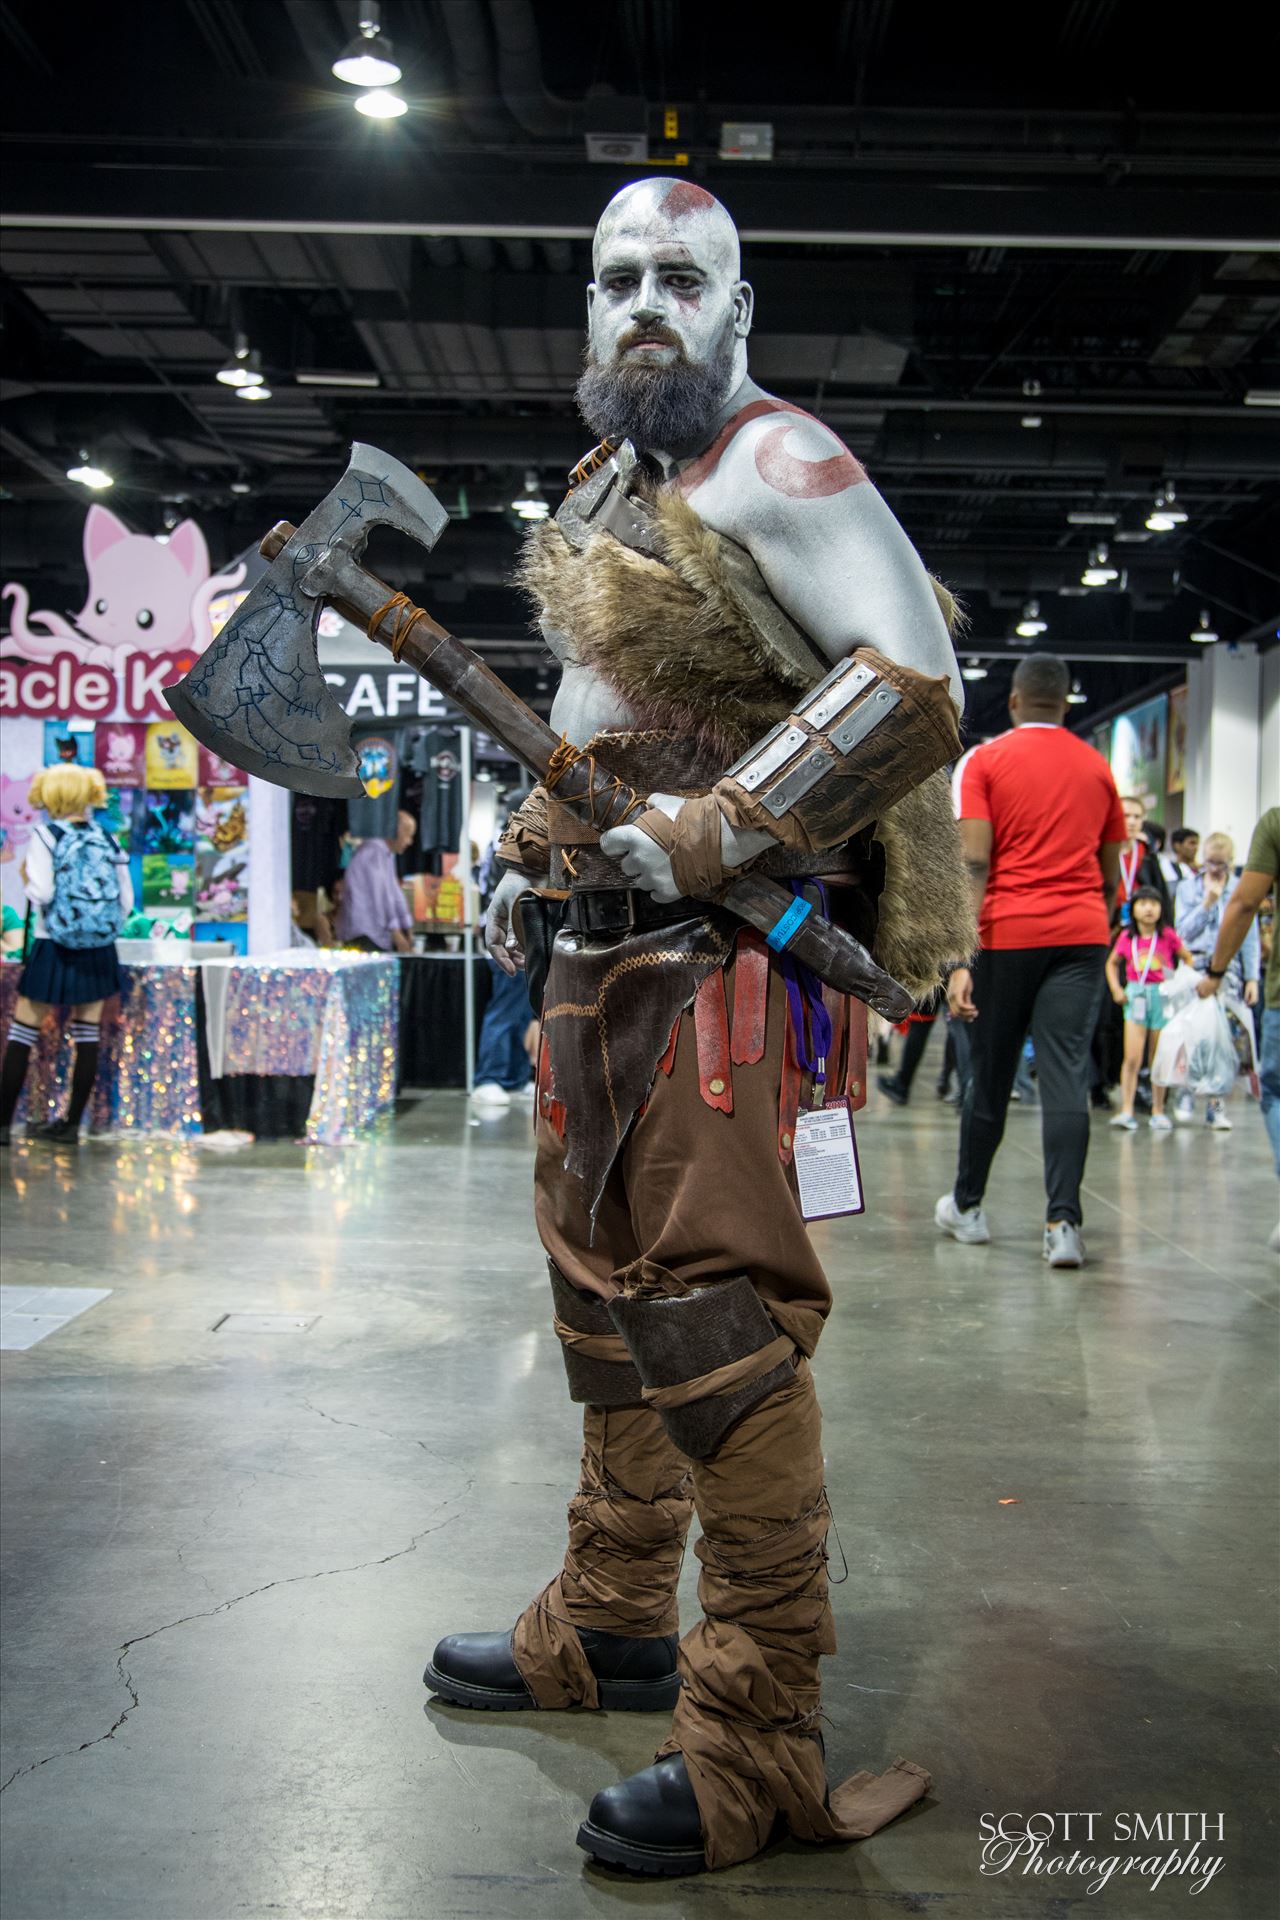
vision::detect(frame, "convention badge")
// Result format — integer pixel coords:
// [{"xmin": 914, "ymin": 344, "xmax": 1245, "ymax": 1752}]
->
[
  {"xmin": 793, "ymin": 1098, "xmax": 864, "ymax": 1221},
  {"xmin": 1129, "ymin": 992, "xmax": 1147, "ymax": 1023},
  {"xmin": 1120, "ymin": 900, "xmax": 1132, "ymax": 928}
]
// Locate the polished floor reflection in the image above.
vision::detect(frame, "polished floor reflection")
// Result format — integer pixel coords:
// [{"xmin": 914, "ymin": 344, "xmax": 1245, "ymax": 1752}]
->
[{"xmin": 1, "ymin": 1069, "xmax": 1277, "ymax": 1919}]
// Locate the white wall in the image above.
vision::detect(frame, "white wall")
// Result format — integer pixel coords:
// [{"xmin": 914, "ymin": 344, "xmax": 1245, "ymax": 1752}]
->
[{"xmin": 1184, "ymin": 643, "xmax": 1264, "ymax": 850}]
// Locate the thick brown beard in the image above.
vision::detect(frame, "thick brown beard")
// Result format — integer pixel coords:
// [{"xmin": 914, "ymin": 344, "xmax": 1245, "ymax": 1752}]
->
[{"xmin": 575, "ymin": 328, "xmax": 738, "ymax": 453}]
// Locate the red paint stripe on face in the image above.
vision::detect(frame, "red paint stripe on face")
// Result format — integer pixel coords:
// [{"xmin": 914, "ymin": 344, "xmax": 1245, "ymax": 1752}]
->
[
  {"xmin": 662, "ymin": 181, "xmax": 717, "ymax": 220},
  {"xmin": 753, "ymin": 420, "xmax": 867, "ymax": 498}
]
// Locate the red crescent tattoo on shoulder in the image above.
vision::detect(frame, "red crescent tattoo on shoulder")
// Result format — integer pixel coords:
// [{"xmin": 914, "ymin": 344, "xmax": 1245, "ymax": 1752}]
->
[{"xmin": 753, "ymin": 420, "xmax": 867, "ymax": 498}]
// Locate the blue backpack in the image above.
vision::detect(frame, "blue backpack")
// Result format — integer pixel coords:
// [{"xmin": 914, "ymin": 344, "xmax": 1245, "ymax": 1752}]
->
[{"xmin": 42, "ymin": 822, "xmax": 126, "ymax": 949}]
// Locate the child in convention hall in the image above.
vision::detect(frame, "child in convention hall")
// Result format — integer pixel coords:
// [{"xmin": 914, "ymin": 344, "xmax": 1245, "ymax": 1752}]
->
[
  {"xmin": 1104, "ymin": 884, "xmax": 1195, "ymax": 1134},
  {"xmin": 0, "ymin": 767, "xmax": 131, "ymax": 1148}
]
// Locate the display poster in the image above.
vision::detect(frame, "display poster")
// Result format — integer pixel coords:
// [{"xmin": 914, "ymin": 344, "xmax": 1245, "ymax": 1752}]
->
[
  {"xmin": 139, "ymin": 789, "xmax": 196, "ymax": 856},
  {"xmin": 1167, "ymin": 684, "xmax": 1187, "ymax": 795},
  {"xmin": 142, "ymin": 853, "xmax": 195, "ymax": 912},
  {"xmin": 100, "ymin": 787, "xmax": 143, "ymax": 851},
  {"xmin": 96, "ymin": 721, "xmax": 148, "ymax": 785},
  {"xmin": 195, "ymin": 788, "xmax": 250, "ymax": 923},
  {"xmin": 1091, "ymin": 722, "xmax": 1112, "ymax": 763},
  {"xmin": 198, "ymin": 743, "xmax": 246, "ymax": 788},
  {"xmin": 1110, "ymin": 694, "xmax": 1169, "ymax": 821},
  {"xmin": 43, "ymin": 719, "xmax": 95, "ymax": 767},
  {"xmin": 145, "ymin": 720, "xmax": 199, "ymax": 790}
]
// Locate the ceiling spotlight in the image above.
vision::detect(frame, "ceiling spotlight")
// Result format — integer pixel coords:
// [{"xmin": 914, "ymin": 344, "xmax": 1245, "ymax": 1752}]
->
[
  {"xmin": 332, "ymin": 3, "xmax": 401, "ymax": 86},
  {"xmin": 236, "ymin": 382, "xmax": 273, "ymax": 402},
  {"xmin": 1020, "ymin": 414, "xmax": 1042, "ymax": 429},
  {"xmin": 66, "ymin": 454, "xmax": 114, "ymax": 490},
  {"xmin": 512, "ymin": 470, "xmax": 550, "ymax": 520},
  {"xmin": 1146, "ymin": 483, "xmax": 1187, "ymax": 532},
  {"xmin": 1021, "ymin": 377, "xmax": 1042, "ymax": 398},
  {"xmin": 355, "ymin": 88, "xmax": 407, "ymax": 118},
  {"xmin": 1015, "ymin": 599, "xmax": 1047, "ymax": 639},
  {"xmin": 216, "ymin": 335, "xmax": 264, "ymax": 389},
  {"xmin": 1191, "ymin": 609, "xmax": 1219, "ymax": 644},
  {"xmin": 1081, "ymin": 544, "xmax": 1118, "ymax": 587},
  {"xmin": 1066, "ymin": 680, "xmax": 1087, "ymax": 705},
  {"xmin": 229, "ymin": 476, "xmax": 252, "ymax": 495},
  {"xmin": 961, "ymin": 658, "xmax": 988, "ymax": 681}
]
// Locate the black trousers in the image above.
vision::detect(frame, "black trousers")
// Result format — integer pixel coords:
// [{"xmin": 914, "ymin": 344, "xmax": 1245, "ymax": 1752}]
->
[{"xmin": 954, "ymin": 945, "xmax": 1108, "ymax": 1227}]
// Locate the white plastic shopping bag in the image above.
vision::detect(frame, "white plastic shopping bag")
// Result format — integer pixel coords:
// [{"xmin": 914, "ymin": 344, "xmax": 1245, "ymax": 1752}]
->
[
  {"xmin": 1159, "ymin": 962, "xmax": 1200, "ymax": 1017},
  {"xmin": 1151, "ymin": 992, "xmax": 1239, "ymax": 1095}
]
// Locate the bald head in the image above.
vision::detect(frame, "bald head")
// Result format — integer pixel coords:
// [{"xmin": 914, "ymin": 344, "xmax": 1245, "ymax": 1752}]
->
[
  {"xmin": 592, "ymin": 178, "xmax": 742, "ymax": 281},
  {"xmin": 580, "ymin": 179, "xmax": 753, "ymax": 452}
]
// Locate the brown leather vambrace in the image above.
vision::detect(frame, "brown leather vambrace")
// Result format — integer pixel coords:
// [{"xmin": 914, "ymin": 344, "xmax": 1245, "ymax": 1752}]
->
[
  {"xmin": 549, "ymin": 1263, "xmax": 645, "ymax": 1406},
  {"xmin": 607, "ymin": 1276, "xmax": 798, "ymax": 1460},
  {"xmin": 715, "ymin": 645, "xmax": 961, "ymax": 857}
]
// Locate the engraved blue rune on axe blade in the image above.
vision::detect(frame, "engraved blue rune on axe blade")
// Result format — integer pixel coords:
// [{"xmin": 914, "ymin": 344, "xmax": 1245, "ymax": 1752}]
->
[{"xmin": 166, "ymin": 443, "xmax": 449, "ymax": 796}]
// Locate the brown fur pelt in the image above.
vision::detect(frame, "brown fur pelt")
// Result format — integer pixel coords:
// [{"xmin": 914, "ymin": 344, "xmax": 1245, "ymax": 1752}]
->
[
  {"xmin": 873, "ymin": 773, "xmax": 978, "ymax": 996},
  {"xmin": 520, "ymin": 492, "xmax": 817, "ymax": 762},
  {"xmin": 521, "ymin": 495, "xmax": 975, "ymax": 992}
]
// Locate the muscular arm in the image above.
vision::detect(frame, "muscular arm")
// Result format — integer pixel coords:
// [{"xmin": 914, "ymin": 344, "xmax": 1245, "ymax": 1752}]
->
[{"xmin": 685, "ymin": 409, "xmax": 963, "ymax": 712}]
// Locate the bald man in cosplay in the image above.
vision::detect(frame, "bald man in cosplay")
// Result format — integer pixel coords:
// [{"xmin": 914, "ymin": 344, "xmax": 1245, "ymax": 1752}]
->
[{"xmin": 425, "ymin": 180, "xmax": 974, "ymax": 1876}]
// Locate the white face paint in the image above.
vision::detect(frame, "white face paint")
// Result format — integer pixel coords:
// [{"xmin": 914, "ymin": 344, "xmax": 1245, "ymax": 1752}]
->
[{"xmin": 587, "ymin": 179, "xmax": 753, "ymax": 383}]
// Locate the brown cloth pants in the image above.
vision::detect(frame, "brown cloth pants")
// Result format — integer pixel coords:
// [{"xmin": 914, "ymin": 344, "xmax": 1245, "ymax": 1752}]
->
[{"xmin": 513, "ymin": 949, "xmax": 931, "ymax": 1869}]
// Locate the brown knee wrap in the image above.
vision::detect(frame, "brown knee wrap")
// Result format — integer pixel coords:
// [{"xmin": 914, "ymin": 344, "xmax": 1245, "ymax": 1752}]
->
[
  {"xmin": 549, "ymin": 1263, "xmax": 644, "ymax": 1406},
  {"xmin": 607, "ymin": 1276, "xmax": 796, "ymax": 1460}
]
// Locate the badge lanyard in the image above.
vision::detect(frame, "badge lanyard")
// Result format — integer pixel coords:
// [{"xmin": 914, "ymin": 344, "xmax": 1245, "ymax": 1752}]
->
[
  {"xmin": 1119, "ymin": 845, "xmax": 1140, "ymax": 928},
  {"xmin": 782, "ymin": 881, "xmax": 864, "ymax": 1220},
  {"xmin": 1128, "ymin": 930, "xmax": 1159, "ymax": 1023}
]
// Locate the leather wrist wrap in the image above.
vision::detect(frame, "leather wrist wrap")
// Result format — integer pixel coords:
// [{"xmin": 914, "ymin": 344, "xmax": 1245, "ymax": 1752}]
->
[
  {"xmin": 716, "ymin": 646, "xmax": 961, "ymax": 856},
  {"xmin": 497, "ymin": 784, "xmax": 552, "ymax": 878},
  {"xmin": 633, "ymin": 796, "xmax": 733, "ymax": 901}
]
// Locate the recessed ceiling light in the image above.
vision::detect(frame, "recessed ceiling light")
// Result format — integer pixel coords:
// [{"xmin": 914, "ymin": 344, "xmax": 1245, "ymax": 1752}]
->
[
  {"xmin": 355, "ymin": 88, "xmax": 407, "ymax": 118},
  {"xmin": 332, "ymin": 3, "xmax": 401, "ymax": 86},
  {"xmin": 1020, "ymin": 414, "xmax": 1042, "ymax": 429}
]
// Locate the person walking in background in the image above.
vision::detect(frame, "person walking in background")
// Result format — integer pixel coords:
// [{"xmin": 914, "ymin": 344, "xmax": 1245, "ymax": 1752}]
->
[
  {"xmin": 1104, "ymin": 885, "xmax": 1195, "ymax": 1132},
  {"xmin": 1162, "ymin": 825, "xmax": 1200, "ymax": 889},
  {"xmin": 1116, "ymin": 795, "xmax": 1172, "ymax": 927},
  {"xmin": 0, "ymin": 766, "xmax": 131, "ymax": 1148},
  {"xmin": 1194, "ymin": 807, "xmax": 1279, "ymax": 1245},
  {"xmin": 334, "ymin": 810, "xmax": 417, "ymax": 954},
  {"xmin": 937, "ymin": 653, "xmax": 1126, "ymax": 1268},
  {"xmin": 877, "ymin": 995, "xmax": 941, "ymax": 1106},
  {"xmin": 1173, "ymin": 831, "xmax": 1261, "ymax": 1130}
]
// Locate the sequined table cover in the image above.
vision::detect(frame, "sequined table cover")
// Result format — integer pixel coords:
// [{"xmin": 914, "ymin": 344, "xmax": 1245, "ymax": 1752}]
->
[{"xmin": 1, "ymin": 954, "xmax": 399, "ymax": 1144}]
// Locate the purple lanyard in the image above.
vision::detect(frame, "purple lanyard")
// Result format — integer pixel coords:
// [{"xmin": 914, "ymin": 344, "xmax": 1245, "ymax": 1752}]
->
[{"xmin": 779, "ymin": 881, "xmax": 834, "ymax": 1087}]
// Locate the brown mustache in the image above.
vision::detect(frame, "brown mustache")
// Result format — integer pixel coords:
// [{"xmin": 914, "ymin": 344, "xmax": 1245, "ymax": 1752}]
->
[{"xmin": 617, "ymin": 325, "xmax": 683, "ymax": 353}]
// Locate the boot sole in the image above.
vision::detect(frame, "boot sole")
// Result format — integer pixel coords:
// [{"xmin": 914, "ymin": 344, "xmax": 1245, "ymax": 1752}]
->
[
  {"xmin": 576, "ymin": 1820, "xmax": 706, "ymax": 1876},
  {"xmin": 423, "ymin": 1662, "xmax": 680, "ymax": 1714}
]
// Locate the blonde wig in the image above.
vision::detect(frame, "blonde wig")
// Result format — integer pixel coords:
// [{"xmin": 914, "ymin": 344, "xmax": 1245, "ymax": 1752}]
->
[{"xmin": 27, "ymin": 765, "xmax": 109, "ymax": 819}]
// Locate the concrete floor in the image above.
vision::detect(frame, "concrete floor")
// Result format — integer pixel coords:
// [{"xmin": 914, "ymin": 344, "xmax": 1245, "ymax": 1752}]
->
[{"xmin": 1, "ymin": 1055, "xmax": 1277, "ymax": 1920}]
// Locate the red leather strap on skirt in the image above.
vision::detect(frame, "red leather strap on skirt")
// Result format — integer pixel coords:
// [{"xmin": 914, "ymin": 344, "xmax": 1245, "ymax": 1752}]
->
[
  {"xmin": 694, "ymin": 969, "xmax": 733, "ymax": 1114},
  {"xmin": 730, "ymin": 930, "xmax": 769, "ymax": 1066}
]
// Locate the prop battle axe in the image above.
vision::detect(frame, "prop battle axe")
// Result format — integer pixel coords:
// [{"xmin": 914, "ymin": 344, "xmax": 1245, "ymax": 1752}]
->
[{"xmin": 166, "ymin": 442, "xmax": 913, "ymax": 1017}]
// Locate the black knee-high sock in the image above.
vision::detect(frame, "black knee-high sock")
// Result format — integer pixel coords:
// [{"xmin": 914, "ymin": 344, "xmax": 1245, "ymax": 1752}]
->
[
  {"xmin": 1, "ymin": 1020, "xmax": 38, "ymax": 1127},
  {"xmin": 67, "ymin": 1020, "xmax": 101, "ymax": 1127}
]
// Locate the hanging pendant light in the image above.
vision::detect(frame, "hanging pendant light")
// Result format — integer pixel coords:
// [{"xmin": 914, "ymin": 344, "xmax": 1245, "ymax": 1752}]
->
[{"xmin": 332, "ymin": 3, "xmax": 401, "ymax": 86}]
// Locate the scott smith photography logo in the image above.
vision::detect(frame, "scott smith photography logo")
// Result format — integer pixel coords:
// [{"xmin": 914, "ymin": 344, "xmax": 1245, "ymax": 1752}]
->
[{"xmin": 980, "ymin": 1811, "xmax": 1225, "ymax": 1896}]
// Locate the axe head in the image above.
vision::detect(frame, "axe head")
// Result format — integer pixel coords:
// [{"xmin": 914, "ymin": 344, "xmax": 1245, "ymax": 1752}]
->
[{"xmin": 165, "ymin": 443, "xmax": 448, "ymax": 796}]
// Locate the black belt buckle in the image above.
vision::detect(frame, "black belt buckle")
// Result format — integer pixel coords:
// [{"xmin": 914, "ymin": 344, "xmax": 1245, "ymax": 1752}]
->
[{"xmin": 569, "ymin": 889, "xmax": 639, "ymax": 936}]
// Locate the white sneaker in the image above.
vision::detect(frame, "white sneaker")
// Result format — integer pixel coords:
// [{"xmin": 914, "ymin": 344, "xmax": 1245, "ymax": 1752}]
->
[
  {"xmin": 1149, "ymin": 1113, "xmax": 1173, "ymax": 1132},
  {"xmin": 1109, "ymin": 1113, "xmax": 1138, "ymax": 1131},
  {"xmin": 512, "ymin": 1081, "xmax": 537, "ymax": 1103},
  {"xmin": 1044, "ymin": 1221, "xmax": 1086, "ymax": 1268},
  {"xmin": 469, "ymin": 1081, "xmax": 511, "ymax": 1109},
  {"xmin": 1174, "ymin": 1096, "xmax": 1195, "ymax": 1125},
  {"xmin": 1205, "ymin": 1101, "xmax": 1233, "ymax": 1132},
  {"xmin": 934, "ymin": 1192, "xmax": 991, "ymax": 1244}
]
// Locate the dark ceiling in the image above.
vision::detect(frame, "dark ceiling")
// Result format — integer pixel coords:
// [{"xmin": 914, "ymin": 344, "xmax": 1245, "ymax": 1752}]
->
[{"xmin": 2, "ymin": 0, "xmax": 1277, "ymax": 735}]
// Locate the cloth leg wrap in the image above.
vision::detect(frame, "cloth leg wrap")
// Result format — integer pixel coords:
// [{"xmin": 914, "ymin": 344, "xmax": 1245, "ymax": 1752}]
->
[
  {"xmin": 607, "ymin": 1274, "xmax": 797, "ymax": 1460},
  {"xmin": 511, "ymin": 1403, "xmax": 694, "ymax": 1708},
  {"xmin": 655, "ymin": 1359, "xmax": 932, "ymax": 1869},
  {"xmin": 548, "ymin": 1261, "xmax": 644, "ymax": 1406}
]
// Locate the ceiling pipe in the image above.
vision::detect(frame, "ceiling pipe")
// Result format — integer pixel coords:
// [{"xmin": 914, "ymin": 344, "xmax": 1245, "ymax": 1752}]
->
[
  {"xmin": 437, "ymin": 0, "xmax": 520, "ymax": 143},
  {"xmin": 487, "ymin": 0, "xmax": 578, "ymax": 139}
]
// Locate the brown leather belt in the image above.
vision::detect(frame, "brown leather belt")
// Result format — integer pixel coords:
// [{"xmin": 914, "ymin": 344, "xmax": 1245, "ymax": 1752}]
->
[{"xmin": 562, "ymin": 889, "xmax": 702, "ymax": 937}]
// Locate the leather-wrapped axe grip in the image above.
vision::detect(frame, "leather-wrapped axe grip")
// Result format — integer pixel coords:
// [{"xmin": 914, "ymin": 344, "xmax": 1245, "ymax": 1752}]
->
[{"xmin": 242, "ymin": 523, "xmax": 914, "ymax": 1018}]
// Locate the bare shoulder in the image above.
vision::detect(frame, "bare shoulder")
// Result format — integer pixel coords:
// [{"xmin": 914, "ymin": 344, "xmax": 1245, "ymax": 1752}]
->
[{"xmin": 679, "ymin": 399, "xmax": 869, "ymax": 540}]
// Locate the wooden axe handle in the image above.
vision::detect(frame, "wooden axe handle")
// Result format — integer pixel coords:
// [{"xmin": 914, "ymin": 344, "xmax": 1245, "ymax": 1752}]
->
[{"xmin": 261, "ymin": 523, "xmax": 913, "ymax": 1018}]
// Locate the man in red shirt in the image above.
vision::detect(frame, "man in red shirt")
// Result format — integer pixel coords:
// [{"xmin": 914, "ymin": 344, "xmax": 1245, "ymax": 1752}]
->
[{"xmin": 938, "ymin": 653, "xmax": 1126, "ymax": 1266}]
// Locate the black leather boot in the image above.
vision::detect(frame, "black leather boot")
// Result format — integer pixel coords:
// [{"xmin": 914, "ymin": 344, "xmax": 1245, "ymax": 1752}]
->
[
  {"xmin": 576, "ymin": 1754, "xmax": 708, "ymax": 1875},
  {"xmin": 424, "ymin": 1626, "xmax": 679, "ymax": 1712}
]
